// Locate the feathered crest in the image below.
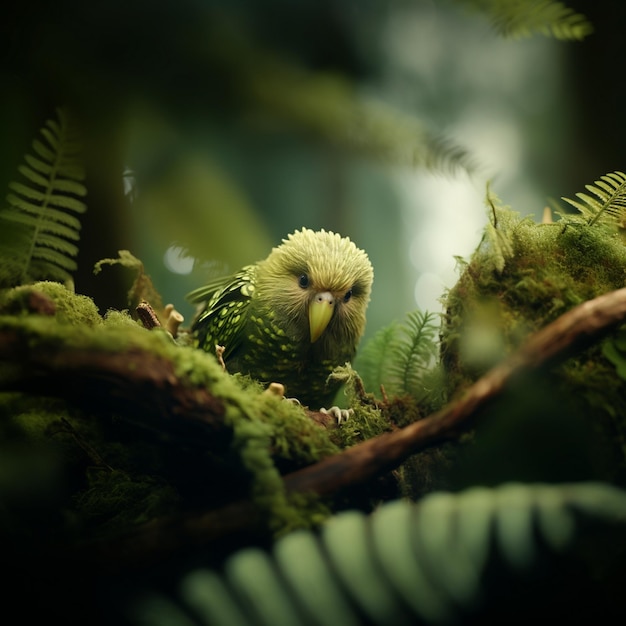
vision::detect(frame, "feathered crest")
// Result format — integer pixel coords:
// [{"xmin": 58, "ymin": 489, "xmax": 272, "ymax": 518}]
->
[
  {"xmin": 460, "ymin": 0, "xmax": 592, "ymax": 40},
  {"xmin": 0, "ymin": 107, "xmax": 87, "ymax": 288},
  {"xmin": 561, "ymin": 171, "xmax": 626, "ymax": 228}
]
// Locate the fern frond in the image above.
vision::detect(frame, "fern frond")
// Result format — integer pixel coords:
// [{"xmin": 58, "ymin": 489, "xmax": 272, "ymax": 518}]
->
[
  {"xmin": 144, "ymin": 483, "xmax": 626, "ymax": 626},
  {"xmin": 0, "ymin": 107, "xmax": 86, "ymax": 287},
  {"xmin": 354, "ymin": 323, "xmax": 401, "ymax": 397},
  {"xmin": 355, "ymin": 310, "xmax": 439, "ymax": 400},
  {"xmin": 31, "ymin": 247, "xmax": 78, "ymax": 270},
  {"xmin": 461, "ymin": 0, "xmax": 593, "ymax": 41},
  {"xmin": 388, "ymin": 310, "xmax": 440, "ymax": 398},
  {"xmin": 246, "ymin": 59, "xmax": 477, "ymax": 175},
  {"xmin": 561, "ymin": 171, "xmax": 626, "ymax": 228}
]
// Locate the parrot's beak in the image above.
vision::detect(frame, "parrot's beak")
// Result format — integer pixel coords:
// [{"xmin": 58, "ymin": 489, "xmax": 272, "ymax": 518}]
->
[{"xmin": 309, "ymin": 292, "xmax": 335, "ymax": 342}]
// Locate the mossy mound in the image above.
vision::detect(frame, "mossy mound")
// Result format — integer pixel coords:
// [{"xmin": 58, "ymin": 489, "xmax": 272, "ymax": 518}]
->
[{"xmin": 441, "ymin": 204, "xmax": 626, "ymax": 485}]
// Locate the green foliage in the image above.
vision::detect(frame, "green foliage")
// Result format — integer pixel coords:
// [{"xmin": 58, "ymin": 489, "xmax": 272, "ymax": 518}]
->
[
  {"xmin": 1, "ymin": 281, "xmax": 103, "ymax": 327},
  {"xmin": 561, "ymin": 170, "xmax": 626, "ymax": 228},
  {"xmin": 461, "ymin": 0, "xmax": 593, "ymax": 40},
  {"xmin": 355, "ymin": 310, "xmax": 440, "ymax": 402},
  {"xmin": 441, "ymin": 197, "xmax": 626, "ymax": 483},
  {"xmin": 0, "ymin": 107, "xmax": 86, "ymax": 288},
  {"xmin": 246, "ymin": 61, "xmax": 478, "ymax": 174},
  {"xmin": 135, "ymin": 482, "xmax": 626, "ymax": 626},
  {"xmin": 172, "ymin": 28, "xmax": 479, "ymax": 185},
  {"xmin": 482, "ymin": 184, "xmax": 517, "ymax": 273}
]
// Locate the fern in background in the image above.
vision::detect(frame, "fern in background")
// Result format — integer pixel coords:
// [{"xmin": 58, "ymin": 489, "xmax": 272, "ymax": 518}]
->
[
  {"xmin": 356, "ymin": 310, "xmax": 440, "ymax": 402},
  {"xmin": 0, "ymin": 107, "xmax": 87, "ymax": 288},
  {"xmin": 560, "ymin": 170, "xmax": 626, "ymax": 228},
  {"xmin": 460, "ymin": 0, "xmax": 592, "ymax": 40}
]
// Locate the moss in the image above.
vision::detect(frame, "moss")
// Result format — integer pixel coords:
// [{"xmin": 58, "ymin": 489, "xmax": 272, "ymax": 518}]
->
[
  {"xmin": 441, "ymin": 204, "xmax": 626, "ymax": 484},
  {"xmin": 1, "ymin": 281, "xmax": 103, "ymax": 326},
  {"xmin": 102, "ymin": 308, "xmax": 143, "ymax": 329},
  {"xmin": 75, "ymin": 468, "xmax": 180, "ymax": 536}
]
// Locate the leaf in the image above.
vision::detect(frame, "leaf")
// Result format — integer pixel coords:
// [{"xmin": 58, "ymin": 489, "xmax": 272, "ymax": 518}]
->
[
  {"xmin": 354, "ymin": 323, "xmax": 401, "ymax": 398},
  {"xmin": 461, "ymin": 0, "xmax": 593, "ymax": 41},
  {"xmin": 0, "ymin": 106, "xmax": 87, "ymax": 287},
  {"xmin": 387, "ymin": 310, "xmax": 440, "ymax": 397},
  {"xmin": 355, "ymin": 310, "xmax": 439, "ymax": 399},
  {"xmin": 482, "ymin": 185, "xmax": 516, "ymax": 273},
  {"xmin": 243, "ymin": 52, "xmax": 477, "ymax": 176},
  {"xmin": 132, "ymin": 482, "xmax": 626, "ymax": 626},
  {"xmin": 561, "ymin": 170, "xmax": 626, "ymax": 227}
]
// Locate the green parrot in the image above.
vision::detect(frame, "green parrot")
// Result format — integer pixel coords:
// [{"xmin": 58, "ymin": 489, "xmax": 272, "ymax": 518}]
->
[{"xmin": 187, "ymin": 228, "xmax": 374, "ymax": 408}]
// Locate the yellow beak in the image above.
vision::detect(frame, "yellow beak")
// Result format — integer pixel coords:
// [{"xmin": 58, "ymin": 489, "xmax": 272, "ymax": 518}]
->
[{"xmin": 309, "ymin": 292, "xmax": 335, "ymax": 343}]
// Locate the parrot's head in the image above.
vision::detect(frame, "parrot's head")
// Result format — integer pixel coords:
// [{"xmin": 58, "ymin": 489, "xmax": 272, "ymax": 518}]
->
[{"xmin": 257, "ymin": 228, "xmax": 374, "ymax": 351}]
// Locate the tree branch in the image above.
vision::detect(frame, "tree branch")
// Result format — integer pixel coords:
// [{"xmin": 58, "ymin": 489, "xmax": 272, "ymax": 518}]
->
[
  {"xmin": 0, "ymin": 324, "xmax": 229, "ymax": 444},
  {"xmin": 283, "ymin": 286, "xmax": 626, "ymax": 496}
]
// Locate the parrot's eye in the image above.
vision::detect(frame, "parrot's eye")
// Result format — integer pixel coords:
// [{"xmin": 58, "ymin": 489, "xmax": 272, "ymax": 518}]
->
[
  {"xmin": 298, "ymin": 274, "xmax": 309, "ymax": 288},
  {"xmin": 344, "ymin": 289, "xmax": 353, "ymax": 302}
]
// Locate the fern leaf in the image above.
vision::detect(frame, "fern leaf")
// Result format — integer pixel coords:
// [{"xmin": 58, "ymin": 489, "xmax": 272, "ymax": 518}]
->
[
  {"xmin": 34, "ymin": 233, "xmax": 79, "ymax": 256},
  {"xmin": 28, "ymin": 261, "xmax": 74, "ymax": 285},
  {"xmin": 46, "ymin": 194, "xmax": 87, "ymax": 213},
  {"xmin": 39, "ymin": 220, "xmax": 82, "ymax": 241},
  {"xmin": 0, "ymin": 106, "xmax": 87, "ymax": 287},
  {"xmin": 32, "ymin": 139, "xmax": 56, "ymax": 162},
  {"xmin": 356, "ymin": 310, "xmax": 439, "ymax": 399},
  {"xmin": 354, "ymin": 323, "xmax": 401, "ymax": 397},
  {"xmin": 15, "ymin": 164, "xmax": 86, "ymax": 196},
  {"xmin": 31, "ymin": 247, "xmax": 78, "ymax": 271},
  {"xmin": 4, "ymin": 198, "xmax": 83, "ymax": 231},
  {"xmin": 24, "ymin": 154, "xmax": 53, "ymax": 176},
  {"xmin": 561, "ymin": 170, "xmax": 626, "ymax": 227},
  {"xmin": 462, "ymin": 0, "xmax": 593, "ymax": 41},
  {"xmin": 50, "ymin": 178, "xmax": 88, "ymax": 195},
  {"xmin": 388, "ymin": 310, "xmax": 439, "ymax": 397},
  {"xmin": 246, "ymin": 58, "xmax": 477, "ymax": 176},
  {"xmin": 1, "ymin": 209, "xmax": 79, "ymax": 239},
  {"xmin": 17, "ymin": 164, "xmax": 49, "ymax": 188},
  {"xmin": 142, "ymin": 483, "xmax": 626, "ymax": 626},
  {"xmin": 7, "ymin": 182, "xmax": 48, "ymax": 202},
  {"xmin": 40, "ymin": 127, "xmax": 60, "ymax": 152}
]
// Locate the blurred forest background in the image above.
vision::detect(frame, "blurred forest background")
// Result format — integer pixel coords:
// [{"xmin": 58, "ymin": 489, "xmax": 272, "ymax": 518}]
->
[{"xmin": 0, "ymin": 0, "xmax": 622, "ymax": 341}]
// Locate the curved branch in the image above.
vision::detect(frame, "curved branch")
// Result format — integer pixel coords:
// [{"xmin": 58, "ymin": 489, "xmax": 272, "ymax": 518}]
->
[{"xmin": 284, "ymin": 287, "xmax": 626, "ymax": 496}]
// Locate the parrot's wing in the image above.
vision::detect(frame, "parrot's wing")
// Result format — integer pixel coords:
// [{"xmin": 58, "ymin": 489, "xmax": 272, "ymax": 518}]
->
[
  {"xmin": 188, "ymin": 265, "xmax": 256, "ymax": 359},
  {"xmin": 186, "ymin": 274, "xmax": 236, "ymax": 304}
]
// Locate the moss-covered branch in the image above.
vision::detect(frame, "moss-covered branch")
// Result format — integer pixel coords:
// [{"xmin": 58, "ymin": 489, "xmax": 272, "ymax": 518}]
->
[
  {"xmin": 31, "ymin": 286, "xmax": 626, "ymax": 571},
  {"xmin": 0, "ymin": 318, "xmax": 230, "ymax": 445}
]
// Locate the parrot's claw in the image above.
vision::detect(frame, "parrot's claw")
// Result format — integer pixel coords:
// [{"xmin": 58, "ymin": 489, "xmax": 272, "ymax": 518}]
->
[
  {"xmin": 215, "ymin": 344, "xmax": 227, "ymax": 371},
  {"xmin": 320, "ymin": 406, "xmax": 353, "ymax": 425}
]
